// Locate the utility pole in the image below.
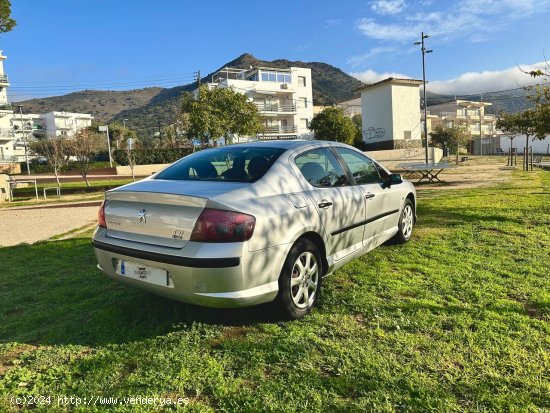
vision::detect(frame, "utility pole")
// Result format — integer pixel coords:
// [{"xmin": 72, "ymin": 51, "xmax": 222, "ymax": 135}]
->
[
  {"xmin": 18, "ymin": 105, "xmax": 31, "ymax": 175},
  {"xmin": 194, "ymin": 70, "xmax": 201, "ymax": 99},
  {"xmin": 414, "ymin": 32, "xmax": 433, "ymax": 164},
  {"xmin": 479, "ymin": 96, "xmax": 483, "ymax": 157}
]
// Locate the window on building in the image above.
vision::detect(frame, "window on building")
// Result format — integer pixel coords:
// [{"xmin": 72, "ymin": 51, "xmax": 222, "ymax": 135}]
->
[
  {"xmin": 260, "ymin": 71, "xmax": 291, "ymax": 83},
  {"xmin": 300, "ymin": 118, "xmax": 308, "ymax": 130},
  {"xmin": 301, "ymin": 97, "xmax": 308, "ymax": 108},
  {"xmin": 404, "ymin": 131, "xmax": 411, "ymax": 139},
  {"xmin": 298, "ymin": 76, "xmax": 306, "ymax": 87}
]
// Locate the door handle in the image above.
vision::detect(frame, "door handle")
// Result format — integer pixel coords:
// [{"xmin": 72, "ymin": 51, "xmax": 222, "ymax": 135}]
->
[
  {"xmin": 318, "ymin": 201, "xmax": 333, "ymax": 209},
  {"xmin": 365, "ymin": 193, "xmax": 376, "ymax": 199}
]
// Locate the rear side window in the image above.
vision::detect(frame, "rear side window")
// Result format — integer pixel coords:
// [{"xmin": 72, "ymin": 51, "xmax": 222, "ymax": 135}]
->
[
  {"xmin": 295, "ymin": 148, "xmax": 348, "ymax": 187},
  {"xmin": 155, "ymin": 146, "xmax": 285, "ymax": 182}
]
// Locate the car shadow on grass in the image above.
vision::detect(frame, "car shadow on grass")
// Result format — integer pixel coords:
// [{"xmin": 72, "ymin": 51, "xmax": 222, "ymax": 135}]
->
[{"xmin": 0, "ymin": 237, "xmax": 280, "ymax": 347}]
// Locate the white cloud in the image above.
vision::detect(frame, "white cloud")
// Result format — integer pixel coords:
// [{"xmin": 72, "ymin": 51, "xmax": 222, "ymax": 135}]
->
[
  {"xmin": 349, "ymin": 68, "xmax": 412, "ymax": 84},
  {"xmin": 370, "ymin": 0, "xmax": 407, "ymax": 15},
  {"xmin": 349, "ymin": 62, "xmax": 549, "ymax": 94},
  {"xmin": 357, "ymin": 19, "xmax": 420, "ymax": 42},
  {"xmin": 347, "ymin": 46, "xmax": 397, "ymax": 68},
  {"xmin": 427, "ymin": 62, "xmax": 549, "ymax": 95},
  {"xmin": 357, "ymin": 0, "xmax": 550, "ymax": 43}
]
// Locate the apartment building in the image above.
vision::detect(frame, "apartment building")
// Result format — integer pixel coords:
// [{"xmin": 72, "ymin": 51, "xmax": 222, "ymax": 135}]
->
[
  {"xmin": 39, "ymin": 111, "xmax": 93, "ymax": 137},
  {"xmin": 426, "ymin": 100, "xmax": 501, "ymax": 155},
  {"xmin": 0, "ymin": 50, "xmax": 19, "ymax": 162},
  {"xmin": 203, "ymin": 66, "xmax": 313, "ymax": 142}
]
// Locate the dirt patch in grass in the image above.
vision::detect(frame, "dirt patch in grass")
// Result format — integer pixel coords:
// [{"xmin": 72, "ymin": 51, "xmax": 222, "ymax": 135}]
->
[
  {"xmin": 211, "ymin": 326, "xmax": 252, "ymax": 349},
  {"xmin": 407, "ymin": 156, "xmax": 532, "ymax": 191},
  {"xmin": 0, "ymin": 345, "xmax": 38, "ymax": 375}
]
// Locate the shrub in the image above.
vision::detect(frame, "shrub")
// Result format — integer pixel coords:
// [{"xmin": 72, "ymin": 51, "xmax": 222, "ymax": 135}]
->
[{"xmin": 112, "ymin": 148, "xmax": 193, "ymax": 166}]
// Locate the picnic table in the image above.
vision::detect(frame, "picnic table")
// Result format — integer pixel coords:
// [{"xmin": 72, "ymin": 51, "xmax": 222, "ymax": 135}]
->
[{"xmin": 398, "ymin": 162, "xmax": 457, "ymax": 183}]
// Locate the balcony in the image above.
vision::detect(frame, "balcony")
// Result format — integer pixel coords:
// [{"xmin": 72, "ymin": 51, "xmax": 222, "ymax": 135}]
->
[
  {"xmin": 0, "ymin": 103, "xmax": 12, "ymax": 111},
  {"xmin": 55, "ymin": 123, "xmax": 73, "ymax": 130},
  {"xmin": 255, "ymin": 103, "xmax": 296, "ymax": 114},
  {"xmin": 260, "ymin": 125, "xmax": 297, "ymax": 135},
  {"xmin": 0, "ymin": 74, "xmax": 8, "ymax": 84},
  {"xmin": 0, "ymin": 128, "xmax": 15, "ymax": 139}
]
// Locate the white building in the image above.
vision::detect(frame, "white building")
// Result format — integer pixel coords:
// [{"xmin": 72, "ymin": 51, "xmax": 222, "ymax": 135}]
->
[
  {"xmin": 358, "ymin": 78, "xmax": 423, "ymax": 150},
  {"xmin": 499, "ymin": 135, "xmax": 550, "ymax": 155},
  {"xmin": 203, "ymin": 66, "xmax": 313, "ymax": 142},
  {"xmin": 0, "ymin": 50, "xmax": 20, "ymax": 162},
  {"xmin": 338, "ymin": 97, "xmax": 362, "ymax": 118},
  {"xmin": 39, "ymin": 111, "xmax": 93, "ymax": 137},
  {"xmin": 427, "ymin": 100, "xmax": 500, "ymax": 155}
]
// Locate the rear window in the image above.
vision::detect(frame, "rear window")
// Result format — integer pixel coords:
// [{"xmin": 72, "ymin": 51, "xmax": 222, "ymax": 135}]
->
[{"xmin": 154, "ymin": 146, "xmax": 286, "ymax": 183}]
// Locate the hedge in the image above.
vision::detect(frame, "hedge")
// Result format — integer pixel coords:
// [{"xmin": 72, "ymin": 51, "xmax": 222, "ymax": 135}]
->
[
  {"xmin": 24, "ymin": 161, "xmax": 116, "ymax": 174},
  {"xmin": 112, "ymin": 148, "xmax": 193, "ymax": 166}
]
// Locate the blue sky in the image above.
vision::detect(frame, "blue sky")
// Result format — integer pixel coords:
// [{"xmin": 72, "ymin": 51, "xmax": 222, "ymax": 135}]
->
[{"xmin": 1, "ymin": 0, "xmax": 549, "ymax": 101}]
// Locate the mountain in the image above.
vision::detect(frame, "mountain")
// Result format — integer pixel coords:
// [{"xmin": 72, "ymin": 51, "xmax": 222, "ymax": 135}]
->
[
  {"xmin": 425, "ymin": 89, "xmax": 533, "ymax": 114},
  {"xmin": 18, "ymin": 88, "xmax": 163, "ymax": 122},
  {"xmin": 16, "ymin": 53, "xmax": 365, "ymax": 136}
]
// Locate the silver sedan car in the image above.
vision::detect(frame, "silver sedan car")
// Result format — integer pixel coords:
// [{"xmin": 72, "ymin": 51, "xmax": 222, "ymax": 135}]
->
[{"xmin": 92, "ymin": 140, "xmax": 416, "ymax": 319}]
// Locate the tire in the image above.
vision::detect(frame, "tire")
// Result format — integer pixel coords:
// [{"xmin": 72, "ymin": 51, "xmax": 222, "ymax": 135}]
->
[
  {"xmin": 392, "ymin": 199, "xmax": 415, "ymax": 244},
  {"xmin": 274, "ymin": 238, "xmax": 323, "ymax": 320}
]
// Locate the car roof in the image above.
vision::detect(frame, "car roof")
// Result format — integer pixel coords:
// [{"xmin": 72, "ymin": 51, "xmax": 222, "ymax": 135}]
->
[{"xmin": 226, "ymin": 139, "xmax": 348, "ymax": 150}]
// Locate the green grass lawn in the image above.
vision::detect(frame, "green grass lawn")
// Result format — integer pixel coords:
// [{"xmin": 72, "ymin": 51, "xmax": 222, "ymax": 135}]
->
[
  {"xmin": 0, "ymin": 171, "xmax": 549, "ymax": 412},
  {"xmin": 3, "ymin": 179, "xmax": 134, "ymax": 207}
]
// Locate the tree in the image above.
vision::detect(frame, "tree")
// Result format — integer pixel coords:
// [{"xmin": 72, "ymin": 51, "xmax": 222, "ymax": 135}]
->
[
  {"xmin": 107, "ymin": 123, "xmax": 136, "ymax": 150},
  {"xmin": 29, "ymin": 138, "xmax": 70, "ymax": 188},
  {"xmin": 119, "ymin": 135, "xmax": 138, "ymax": 182},
  {"xmin": 0, "ymin": 0, "xmax": 16, "ymax": 34},
  {"xmin": 429, "ymin": 124, "xmax": 470, "ymax": 164},
  {"xmin": 351, "ymin": 114, "xmax": 363, "ymax": 147},
  {"xmin": 496, "ymin": 110, "xmax": 538, "ymax": 171},
  {"xmin": 309, "ymin": 107, "xmax": 356, "ymax": 145},
  {"xmin": 181, "ymin": 86, "xmax": 264, "ymax": 144},
  {"xmin": 68, "ymin": 128, "xmax": 106, "ymax": 186}
]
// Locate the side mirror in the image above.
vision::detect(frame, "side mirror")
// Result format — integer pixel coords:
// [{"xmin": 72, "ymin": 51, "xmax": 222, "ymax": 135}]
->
[{"xmin": 384, "ymin": 173, "xmax": 402, "ymax": 188}]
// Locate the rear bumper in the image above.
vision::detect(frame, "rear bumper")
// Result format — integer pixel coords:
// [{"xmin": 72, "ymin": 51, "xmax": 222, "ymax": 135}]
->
[{"xmin": 92, "ymin": 227, "xmax": 287, "ymax": 308}]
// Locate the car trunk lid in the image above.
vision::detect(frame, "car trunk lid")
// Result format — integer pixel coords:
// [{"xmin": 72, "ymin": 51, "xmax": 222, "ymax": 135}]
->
[{"xmin": 103, "ymin": 180, "xmax": 248, "ymax": 248}]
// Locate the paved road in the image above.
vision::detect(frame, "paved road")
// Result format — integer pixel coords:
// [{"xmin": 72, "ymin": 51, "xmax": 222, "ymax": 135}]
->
[{"xmin": 0, "ymin": 203, "xmax": 99, "ymax": 247}]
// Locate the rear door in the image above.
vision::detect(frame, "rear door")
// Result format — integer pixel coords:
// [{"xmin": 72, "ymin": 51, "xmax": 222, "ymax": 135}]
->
[
  {"xmin": 333, "ymin": 148, "xmax": 402, "ymax": 246},
  {"xmin": 294, "ymin": 148, "xmax": 366, "ymax": 261}
]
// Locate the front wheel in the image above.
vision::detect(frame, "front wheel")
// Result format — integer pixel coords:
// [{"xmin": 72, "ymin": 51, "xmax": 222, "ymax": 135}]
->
[
  {"xmin": 274, "ymin": 238, "xmax": 323, "ymax": 320},
  {"xmin": 392, "ymin": 199, "xmax": 415, "ymax": 244}
]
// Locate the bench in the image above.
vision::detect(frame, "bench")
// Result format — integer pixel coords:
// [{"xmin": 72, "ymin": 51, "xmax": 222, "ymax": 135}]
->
[{"xmin": 533, "ymin": 156, "xmax": 544, "ymax": 168}]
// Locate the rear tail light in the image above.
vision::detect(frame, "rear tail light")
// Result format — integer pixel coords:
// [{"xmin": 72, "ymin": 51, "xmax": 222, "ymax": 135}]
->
[
  {"xmin": 98, "ymin": 201, "xmax": 106, "ymax": 228},
  {"xmin": 190, "ymin": 208, "xmax": 255, "ymax": 243}
]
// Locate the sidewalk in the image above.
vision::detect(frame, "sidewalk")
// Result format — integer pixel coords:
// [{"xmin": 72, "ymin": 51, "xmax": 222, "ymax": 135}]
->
[{"xmin": 0, "ymin": 202, "xmax": 100, "ymax": 246}]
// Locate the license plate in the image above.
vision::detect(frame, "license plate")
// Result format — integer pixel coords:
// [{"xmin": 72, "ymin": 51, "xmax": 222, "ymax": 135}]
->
[{"xmin": 116, "ymin": 260, "xmax": 174, "ymax": 288}]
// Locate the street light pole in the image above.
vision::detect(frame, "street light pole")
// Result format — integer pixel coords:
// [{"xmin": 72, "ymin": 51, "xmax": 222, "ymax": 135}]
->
[
  {"xmin": 98, "ymin": 125, "xmax": 113, "ymax": 167},
  {"xmin": 414, "ymin": 32, "xmax": 433, "ymax": 164},
  {"xmin": 18, "ymin": 105, "xmax": 31, "ymax": 175}
]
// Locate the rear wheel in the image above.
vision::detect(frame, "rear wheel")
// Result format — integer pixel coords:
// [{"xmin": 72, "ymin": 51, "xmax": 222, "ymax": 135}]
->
[
  {"xmin": 392, "ymin": 199, "xmax": 414, "ymax": 244},
  {"xmin": 274, "ymin": 238, "xmax": 323, "ymax": 320}
]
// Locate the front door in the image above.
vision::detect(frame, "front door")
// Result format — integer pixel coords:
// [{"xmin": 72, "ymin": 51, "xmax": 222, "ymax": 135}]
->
[
  {"xmin": 334, "ymin": 147, "xmax": 401, "ymax": 246},
  {"xmin": 294, "ymin": 147, "xmax": 366, "ymax": 260}
]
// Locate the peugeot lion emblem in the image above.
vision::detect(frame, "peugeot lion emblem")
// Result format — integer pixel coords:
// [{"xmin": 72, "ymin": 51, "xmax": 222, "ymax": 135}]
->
[{"xmin": 138, "ymin": 209, "xmax": 148, "ymax": 224}]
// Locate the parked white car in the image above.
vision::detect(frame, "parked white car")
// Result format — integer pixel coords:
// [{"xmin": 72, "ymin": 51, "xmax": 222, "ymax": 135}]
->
[{"xmin": 92, "ymin": 140, "xmax": 416, "ymax": 319}]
